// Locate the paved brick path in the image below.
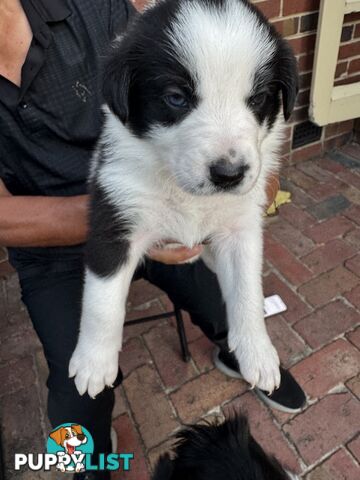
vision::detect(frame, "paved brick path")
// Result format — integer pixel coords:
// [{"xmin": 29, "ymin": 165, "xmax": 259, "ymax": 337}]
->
[{"xmin": 1, "ymin": 144, "xmax": 359, "ymax": 479}]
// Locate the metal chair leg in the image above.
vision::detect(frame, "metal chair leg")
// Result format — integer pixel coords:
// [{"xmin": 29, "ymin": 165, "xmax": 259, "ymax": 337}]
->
[{"xmin": 174, "ymin": 307, "xmax": 191, "ymax": 363}]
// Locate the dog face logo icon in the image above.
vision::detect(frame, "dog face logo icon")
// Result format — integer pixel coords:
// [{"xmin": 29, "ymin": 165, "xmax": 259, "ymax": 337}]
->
[
  {"xmin": 47, "ymin": 423, "xmax": 94, "ymax": 473},
  {"xmin": 50, "ymin": 424, "xmax": 87, "ymax": 455}
]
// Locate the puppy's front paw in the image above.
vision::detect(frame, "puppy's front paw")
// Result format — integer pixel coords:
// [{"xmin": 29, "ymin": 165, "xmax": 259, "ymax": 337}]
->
[
  {"xmin": 231, "ymin": 336, "xmax": 280, "ymax": 394},
  {"xmin": 69, "ymin": 341, "xmax": 119, "ymax": 398}
]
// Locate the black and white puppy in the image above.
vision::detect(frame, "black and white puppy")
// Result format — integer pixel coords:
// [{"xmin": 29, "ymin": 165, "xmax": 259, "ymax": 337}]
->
[
  {"xmin": 69, "ymin": 0, "xmax": 298, "ymax": 398},
  {"xmin": 152, "ymin": 415, "xmax": 299, "ymax": 480}
]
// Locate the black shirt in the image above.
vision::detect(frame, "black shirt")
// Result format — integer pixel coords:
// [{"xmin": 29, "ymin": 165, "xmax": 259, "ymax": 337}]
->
[{"xmin": 0, "ymin": 0, "xmax": 135, "ymax": 274}]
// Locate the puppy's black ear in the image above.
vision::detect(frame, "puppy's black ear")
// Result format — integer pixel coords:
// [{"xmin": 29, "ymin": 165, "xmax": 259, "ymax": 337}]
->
[
  {"xmin": 277, "ymin": 41, "xmax": 299, "ymax": 121},
  {"xmin": 151, "ymin": 453, "xmax": 174, "ymax": 480},
  {"xmin": 229, "ymin": 413, "xmax": 251, "ymax": 446},
  {"xmin": 103, "ymin": 48, "xmax": 131, "ymax": 123}
]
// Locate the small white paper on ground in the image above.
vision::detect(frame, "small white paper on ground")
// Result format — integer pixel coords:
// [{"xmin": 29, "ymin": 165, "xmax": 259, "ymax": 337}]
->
[{"xmin": 264, "ymin": 295, "xmax": 287, "ymax": 318}]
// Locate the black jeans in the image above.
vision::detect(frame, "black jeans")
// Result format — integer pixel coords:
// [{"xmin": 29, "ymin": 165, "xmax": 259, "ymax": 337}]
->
[{"xmin": 19, "ymin": 258, "xmax": 228, "ymax": 457}]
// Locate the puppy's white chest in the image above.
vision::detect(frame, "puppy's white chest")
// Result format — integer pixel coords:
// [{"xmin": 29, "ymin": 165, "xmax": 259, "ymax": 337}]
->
[{"xmin": 156, "ymin": 191, "xmax": 249, "ymax": 246}]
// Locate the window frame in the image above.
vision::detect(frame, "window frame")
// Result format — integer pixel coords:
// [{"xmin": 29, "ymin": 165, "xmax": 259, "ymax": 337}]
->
[{"xmin": 310, "ymin": 0, "xmax": 360, "ymax": 126}]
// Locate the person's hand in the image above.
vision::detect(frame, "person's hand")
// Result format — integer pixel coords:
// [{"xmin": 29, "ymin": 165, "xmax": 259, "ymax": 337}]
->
[{"xmin": 147, "ymin": 244, "xmax": 203, "ymax": 265}]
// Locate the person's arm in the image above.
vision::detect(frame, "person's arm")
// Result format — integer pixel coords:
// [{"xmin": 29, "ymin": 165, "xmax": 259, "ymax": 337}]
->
[
  {"xmin": 0, "ymin": 179, "xmax": 89, "ymax": 247},
  {"xmin": 0, "ymin": 178, "xmax": 201, "ymax": 261},
  {"xmin": 0, "ymin": 172, "xmax": 280, "ymax": 255}
]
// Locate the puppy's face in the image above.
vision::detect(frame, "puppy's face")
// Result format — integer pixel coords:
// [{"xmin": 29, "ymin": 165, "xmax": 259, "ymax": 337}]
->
[
  {"xmin": 104, "ymin": 0, "xmax": 298, "ymax": 196},
  {"xmin": 151, "ymin": 415, "xmax": 299, "ymax": 480}
]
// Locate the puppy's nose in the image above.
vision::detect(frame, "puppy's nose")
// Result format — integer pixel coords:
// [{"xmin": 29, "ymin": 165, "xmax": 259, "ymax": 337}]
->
[
  {"xmin": 77, "ymin": 434, "xmax": 85, "ymax": 441},
  {"xmin": 209, "ymin": 158, "xmax": 248, "ymax": 189}
]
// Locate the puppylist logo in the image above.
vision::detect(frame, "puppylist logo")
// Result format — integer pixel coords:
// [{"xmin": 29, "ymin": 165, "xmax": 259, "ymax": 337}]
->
[{"xmin": 14, "ymin": 423, "xmax": 134, "ymax": 474}]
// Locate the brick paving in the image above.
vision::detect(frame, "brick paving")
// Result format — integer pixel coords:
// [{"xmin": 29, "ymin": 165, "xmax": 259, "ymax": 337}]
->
[{"xmin": 1, "ymin": 144, "xmax": 360, "ymax": 479}]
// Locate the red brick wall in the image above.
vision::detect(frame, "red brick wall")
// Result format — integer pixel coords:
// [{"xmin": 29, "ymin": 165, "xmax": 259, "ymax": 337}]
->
[{"xmin": 133, "ymin": 0, "xmax": 360, "ymax": 164}]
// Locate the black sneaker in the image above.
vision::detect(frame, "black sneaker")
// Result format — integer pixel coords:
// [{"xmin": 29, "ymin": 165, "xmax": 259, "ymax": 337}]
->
[{"xmin": 213, "ymin": 346, "xmax": 306, "ymax": 413}]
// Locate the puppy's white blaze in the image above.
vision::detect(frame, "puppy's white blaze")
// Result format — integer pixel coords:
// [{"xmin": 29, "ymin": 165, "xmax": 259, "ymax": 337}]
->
[{"xmin": 169, "ymin": 0, "xmax": 275, "ymax": 95}]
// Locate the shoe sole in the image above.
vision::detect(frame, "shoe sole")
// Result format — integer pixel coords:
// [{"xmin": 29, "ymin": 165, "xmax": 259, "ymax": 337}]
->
[{"xmin": 212, "ymin": 347, "xmax": 303, "ymax": 414}]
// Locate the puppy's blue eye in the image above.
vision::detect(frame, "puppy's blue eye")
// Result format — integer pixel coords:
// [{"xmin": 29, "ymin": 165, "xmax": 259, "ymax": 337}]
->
[
  {"xmin": 164, "ymin": 93, "xmax": 189, "ymax": 109},
  {"xmin": 249, "ymin": 93, "xmax": 267, "ymax": 107}
]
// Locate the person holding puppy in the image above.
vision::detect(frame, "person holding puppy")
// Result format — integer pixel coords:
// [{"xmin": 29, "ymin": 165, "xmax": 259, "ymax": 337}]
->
[{"xmin": 0, "ymin": 1, "xmax": 305, "ymax": 479}]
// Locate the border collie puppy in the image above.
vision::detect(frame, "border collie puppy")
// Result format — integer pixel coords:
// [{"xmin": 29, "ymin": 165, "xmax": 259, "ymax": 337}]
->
[
  {"xmin": 69, "ymin": 0, "xmax": 298, "ymax": 398},
  {"xmin": 152, "ymin": 415, "xmax": 299, "ymax": 480}
]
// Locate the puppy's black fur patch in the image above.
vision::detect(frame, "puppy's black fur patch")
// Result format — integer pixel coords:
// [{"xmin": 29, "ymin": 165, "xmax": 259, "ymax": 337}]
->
[
  {"xmin": 248, "ymin": 39, "xmax": 298, "ymax": 128},
  {"xmin": 85, "ymin": 183, "xmax": 131, "ymax": 277},
  {"xmin": 103, "ymin": 1, "xmax": 198, "ymax": 137},
  {"xmin": 152, "ymin": 415, "xmax": 291, "ymax": 480},
  {"xmin": 244, "ymin": 2, "xmax": 298, "ymax": 126}
]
